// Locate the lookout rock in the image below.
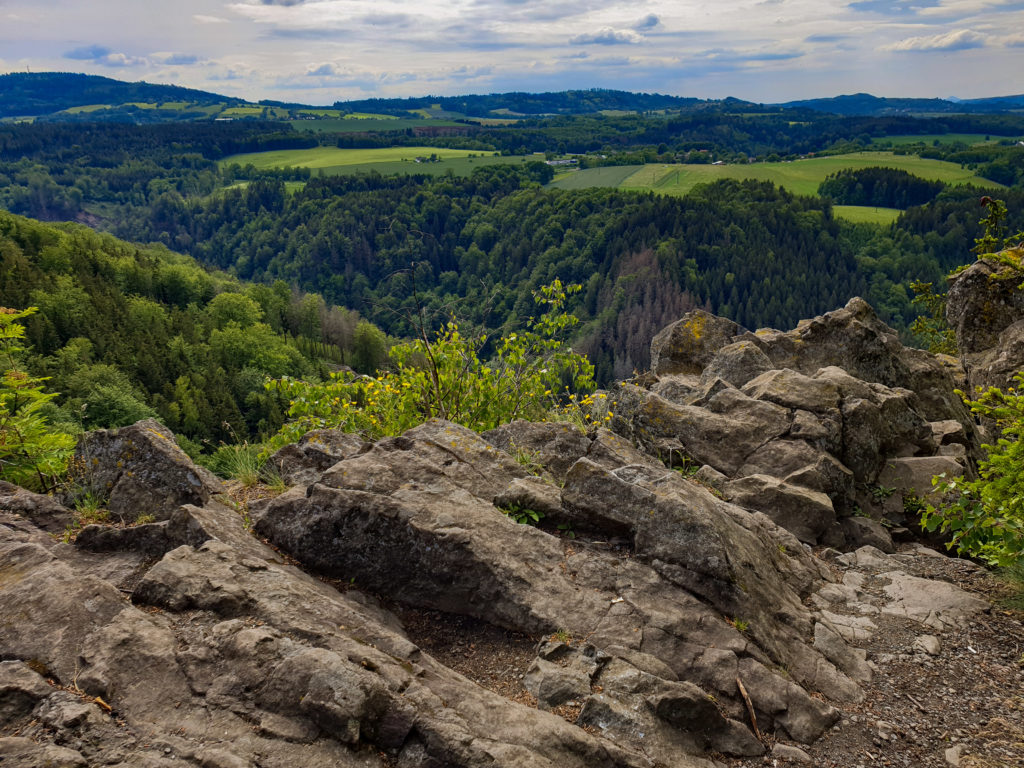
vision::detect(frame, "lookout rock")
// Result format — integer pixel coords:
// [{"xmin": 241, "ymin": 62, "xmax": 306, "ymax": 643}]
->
[{"xmin": 0, "ymin": 297, "xmax": 1008, "ymax": 768}]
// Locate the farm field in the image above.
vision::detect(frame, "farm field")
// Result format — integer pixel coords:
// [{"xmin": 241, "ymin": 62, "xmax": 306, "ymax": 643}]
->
[
  {"xmin": 220, "ymin": 146, "xmax": 531, "ymax": 177},
  {"xmin": 549, "ymin": 165, "xmax": 643, "ymax": 189},
  {"xmin": 873, "ymin": 133, "xmax": 1010, "ymax": 146},
  {"xmin": 291, "ymin": 117, "xmax": 461, "ymax": 133},
  {"xmin": 551, "ymin": 152, "xmax": 1002, "ymax": 198},
  {"xmin": 832, "ymin": 205, "xmax": 903, "ymax": 225}
]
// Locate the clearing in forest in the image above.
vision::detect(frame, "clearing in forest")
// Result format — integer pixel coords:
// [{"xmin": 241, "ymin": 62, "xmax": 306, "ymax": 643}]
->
[
  {"xmin": 552, "ymin": 152, "xmax": 1001, "ymax": 198},
  {"xmin": 221, "ymin": 146, "xmax": 530, "ymax": 177}
]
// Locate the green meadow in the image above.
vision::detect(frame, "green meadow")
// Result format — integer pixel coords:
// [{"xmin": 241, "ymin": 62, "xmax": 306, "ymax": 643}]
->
[
  {"xmin": 551, "ymin": 152, "xmax": 1001, "ymax": 198},
  {"xmin": 550, "ymin": 165, "xmax": 644, "ymax": 189},
  {"xmin": 291, "ymin": 117, "xmax": 460, "ymax": 133},
  {"xmin": 832, "ymin": 205, "xmax": 903, "ymax": 225},
  {"xmin": 873, "ymin": 133, "xmax": 1009, "ymax": 146},
  {"xmin": 220, "ymin": 146, "xmax": 530, "ymax": 177}
]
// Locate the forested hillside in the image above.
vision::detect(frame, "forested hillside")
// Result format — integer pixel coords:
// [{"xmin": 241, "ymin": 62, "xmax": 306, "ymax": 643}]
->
[
  {"xmin": 0, "ymin": 212, "xmax": 387, "ymax": 449},
  {"xmin": 0, "ymin": 72, "xmax": 235, "ymax": 118},
  {"xmin": 2, "ymin": 104, "xmax": 1024, "ymax": 389}
]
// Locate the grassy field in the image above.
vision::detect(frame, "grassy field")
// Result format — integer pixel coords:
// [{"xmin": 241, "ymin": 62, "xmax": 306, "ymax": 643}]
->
[
  {"xmin": 832, "ymin": 205, "xmax": 903, "ymax": 225},
  {"xmin": 552, "ymin": 152, "xmax": 1001, "ymax": 199},
  {"xmin": 291, "ymin": 117, "xmax": 461, "ymax": 133},
  {"xmin": 221, "ymin": 146, "xmax": 530, "ymax": 177},
  {"xmin": 549, "ymin": 165, "xmax": 644, "ymax": 190},
  {"xmin": 220, "ymin": 106, "xmax": 265, "ymax": 117},
  {"xmin": 63, "ymin": 104, "xmax": 110, "ymax": 114},
  {"xmin": 873, "ymin": 133, "xmax": 1010, "ymax": 146}
]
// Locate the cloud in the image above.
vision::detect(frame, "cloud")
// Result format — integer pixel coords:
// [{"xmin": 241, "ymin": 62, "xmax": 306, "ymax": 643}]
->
[
  {"xmin": 162, "ymin": 53, "xmax": 200, "ymax": 65},
  {"xmin": 633, "ymin": 14, "xmax": 660, "ymax": 30},
  {"xmin": 306, "ymin": 62, "xmax": 341, "ymax": 76},
  {"xmin": 570, "ymin": 27, "xmax": 643, "ymax": 45},
  {"xmin": 98, "ymin": 52, "xmax": 148, "ymax": 67},
  {"xmin": 259, "ymin": 0, "xmax": 307, "ymax": 5},
  {"xmin": 63, "ymin": 44, "xmax": 147, "ymax": 67},
  {"xmin": 882, "ymin": 28, "xmax": 987, "ymax": 51},
  {"xmin": 194, "ymin": 14, "xmax": 229, "ymax": 24},
  {"xmin": 805, "ymin": 34, "xmax": 846, "ymax": 43},
  {"xmin": 359, "ymin": 13, "xmax": 414, "ymax": 27},
  {"xmin": 64, "ymin": 44, "xmax": 111, "ymax": 60},
  {"xmin": 849, "ymin": 0, "xmax": 941, "ymax": 15}
]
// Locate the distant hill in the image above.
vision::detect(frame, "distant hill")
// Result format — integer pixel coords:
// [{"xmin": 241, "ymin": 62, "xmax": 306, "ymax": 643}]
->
[
  {"xmin": 779, "ymin": 92, "xmax": 1024, "ymax": 116},
  {"xmin": 0, "ymin": 72, "xmax": 238, "ymax": 118},
  {"xmin": 6, "ymin": 73, "xmax": 1024, "ymax": 123},
  {"xmin": 332, "ymin": 89, "xmax": 714, "ymax": 118}
]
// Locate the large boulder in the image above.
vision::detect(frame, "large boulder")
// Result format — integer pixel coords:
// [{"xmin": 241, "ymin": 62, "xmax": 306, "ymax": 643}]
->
[
  {"xmin": 946, "ymin": 253, "xmax": 1024, "ymax": 355},
  {"xmin": 650, "ymin": 310, "xmax": 744, "ymax": 376},
  {"xmin": 267, "ymin": 429, "xmax": 369, "ymax": 487},
  {"xmin": 72, "ymin": 419, "xmax": 221, "ymax": 522}
]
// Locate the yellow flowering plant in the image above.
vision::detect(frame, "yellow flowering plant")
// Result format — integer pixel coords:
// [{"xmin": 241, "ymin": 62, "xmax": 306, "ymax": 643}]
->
[{"xmin": 263, "ymin": 280, "xmax": 596, "ymax": 450}]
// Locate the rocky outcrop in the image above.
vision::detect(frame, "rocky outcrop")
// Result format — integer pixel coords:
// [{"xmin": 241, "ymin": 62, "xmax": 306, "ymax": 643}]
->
[
  {"xmin": 946, "ymin": 251, "xmax": 1024, "ymax": 394},
  {"xmin": 254, "ymin": 419, "xmax": 857, "ymax": 759},
  {"xmin": 0, "ymin": 294, "xmax": 1005, "ymax": 768},
  {"xmin": 606, "ymin": 299, "xmax": 979, "ymax": 547}
]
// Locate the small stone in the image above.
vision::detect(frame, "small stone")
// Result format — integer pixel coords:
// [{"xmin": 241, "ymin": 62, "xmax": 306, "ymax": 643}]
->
[
  {"xmin": 876, "ymin": 719, "xmax": 897, "ymax": 740},
  {"xmin": 912, "ymin": 634, "xmax": 942, "ymax": 656},
  {"xmin": 772, "ymin": 743, "xmax": 812, "ymax": 762},
  {"xmin": 945, "ymin": 744, "xmax": 963, "ymax": 766}
]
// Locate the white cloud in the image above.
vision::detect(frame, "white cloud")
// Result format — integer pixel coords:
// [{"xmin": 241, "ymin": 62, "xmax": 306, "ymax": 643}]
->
[
  {"xmin": 881, "ymin": 28, "xmax": 987, "ymax": 51},
  {"xmin": 98, "ymin": 52, "xmax": 149, "ymax": 67},
  {"xmin": 570, "ymin": 27, "xmax": 643, "ymax": 45},
  {"xmin": 194, "ymin": 14, "xmax": 229, "ymax": 24}
]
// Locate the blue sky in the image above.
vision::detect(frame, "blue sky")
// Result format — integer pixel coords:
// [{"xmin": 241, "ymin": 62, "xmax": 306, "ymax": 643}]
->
[{"xmin": 2, "ymin": 0, "xmax": 1023, "ymax": 103}]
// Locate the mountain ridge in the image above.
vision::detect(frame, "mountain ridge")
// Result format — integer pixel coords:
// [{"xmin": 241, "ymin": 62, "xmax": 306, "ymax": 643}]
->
[{"xmin": 5, "ymin": 72, "xmax": 1024, "ymax": 121}]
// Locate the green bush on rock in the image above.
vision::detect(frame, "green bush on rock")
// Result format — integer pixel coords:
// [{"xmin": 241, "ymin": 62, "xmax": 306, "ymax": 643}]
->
[
  {"xmin": 923, "ymin": 372, "xmax": 1024, "ymax": 566},
  {"xmin": 263, "ymin": 280, "xmax": 595, "ymax": 452}
]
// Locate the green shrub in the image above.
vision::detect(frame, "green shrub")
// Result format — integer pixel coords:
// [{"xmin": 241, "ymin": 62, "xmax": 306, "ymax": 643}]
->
[
  {"xmin": 0, "ymin": 307, "xmax": 75, "ymax": 491},
  {"xmin": 922, "ymin": 372, "xmax": 1024, "ymax": 566},
  {"xmin": 263, "ymin": 280, "xmax": 595, "ymax": 452}
]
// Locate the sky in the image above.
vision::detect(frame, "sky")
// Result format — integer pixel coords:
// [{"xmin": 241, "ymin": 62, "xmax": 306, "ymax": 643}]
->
[{"xmin": 1, "ymin": 0, "xmax": 1023, "ymax": 104}]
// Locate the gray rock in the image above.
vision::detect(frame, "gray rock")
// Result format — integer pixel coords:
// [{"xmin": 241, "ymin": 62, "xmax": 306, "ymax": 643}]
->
[
  {"xmin": 650, "ymin": 310, "xmax": 744, "ymax": 376},
  {"xmin": 700, "ymin": 340, "xmax": 775, "ymax": 388},
  {"xmin": 735, "ymin": 439, "xmax": 824, "ymax": 481},
  {"xmin": 725, "ymin": 474, "xmax": 836, "ymax": 544},
  {"xmin": 912, "ymin": 634, "xmax": 942, "ymax": 656},
  {"xmin": 72, "ymin": 419, "xmax": 221, "ymax": 522},
  {"xmin": 880, "ymin": 570, "xmax": 989, "ymax": 629},
  {"xmin": 523, "ymin": 657, "xmax": 591, "ymax": 709},
  {"xmin": 484, "ymin": 420, "xmax": 601, "ymax": 483},
  {"xmin": 945, "ymin": 743, "xmax": 963, "ymax": 766},
  {"xmin": 0, "ymin": 481, "xmax": 74, "ymax": 533},
  {"xmin": 876, "ymin": 456, "xmax": 965, "ymax": 513},
  {"xmin": 267, "ymin": 429, "xmax": 369, "ymax": 486},
  {"xmin": 947, "ymin": 254, "xmax": 1024, "ymax": 355},
  {"xmin": 839, "ymin": 516, "xmax": 894, "ymax": 554},
  {"xmin": 772, "ymin": 743, "xmax": 813, "ymax": 763},
  {"xmin": 742, "ymin": 368, "xmax": 840, "ymax": 413},
  {"xmin": 0, "ymin": 738, "xmax": 87, "ymax": 767},
  {"xmin": 0, "ymin": 660, "xmax": 52, "ymax": 722},
  {"xmin": 813, "ymin": 622, "xmax": 872, "ymax": 684}
]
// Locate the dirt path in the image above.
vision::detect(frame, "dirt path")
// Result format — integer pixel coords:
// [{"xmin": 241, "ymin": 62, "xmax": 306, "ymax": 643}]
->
[{"xmin": 727, "ymin": 548, "xmax": 1024, "ymax": 768}]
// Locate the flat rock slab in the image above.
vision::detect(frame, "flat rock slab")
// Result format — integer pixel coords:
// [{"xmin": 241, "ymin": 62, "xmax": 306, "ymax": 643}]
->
[{"xmin": 879, "ymin": 570, "xmax": 989, "ymax": 629}]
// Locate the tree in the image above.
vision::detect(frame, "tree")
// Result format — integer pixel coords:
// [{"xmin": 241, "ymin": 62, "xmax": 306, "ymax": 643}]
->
[
  {"xmin": 350, "ymin": 320, "xmax": 388, "ymax": 373},
  {"xmin": 0, "ymin": 307, "xmax": 75, "ymax": 491}
]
